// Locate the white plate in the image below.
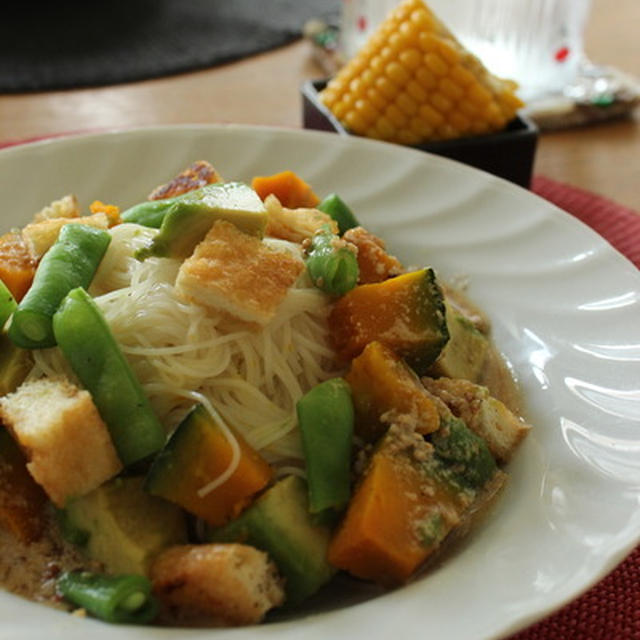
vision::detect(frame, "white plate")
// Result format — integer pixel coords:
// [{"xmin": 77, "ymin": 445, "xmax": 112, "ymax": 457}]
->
[{"xmin": 1, "ymin": 125, "xmax": 639, "ymax": 640}]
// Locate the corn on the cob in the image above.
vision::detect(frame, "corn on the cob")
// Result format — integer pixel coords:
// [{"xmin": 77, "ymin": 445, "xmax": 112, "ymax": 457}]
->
[{"xmin": 319, "ymin": 0, "xmax": 524, "ymax": 145}]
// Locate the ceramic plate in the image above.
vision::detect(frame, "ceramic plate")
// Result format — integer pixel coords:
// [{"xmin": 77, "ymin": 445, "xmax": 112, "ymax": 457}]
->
[{"xmin": 1, "ymin": 125, "xmax": 639, "ymax": 640}]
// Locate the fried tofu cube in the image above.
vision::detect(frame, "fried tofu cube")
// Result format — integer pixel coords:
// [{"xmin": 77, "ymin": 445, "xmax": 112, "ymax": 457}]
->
[
  {"xmin": 151, "ymin": 543, "xmax": 284, "ymax": 626},
  {"xmin": 22, "ymin": 213, "xmax": 111, "ymax": 260},
  {"xmin": 343, "ymin": 226, "xmax": 404, "ymax": 284},
  {"xmin": 175, "ymin": 220, "xmax": 304, "ymax": 325},
  {"xmin": 32, "ymin": 194, "xmax": 80, "ymax": 223},
  {"xmin": 0, "ymin": 377, "xmax": 122, "ymax": 507},
  {"xmin": 264, "ymin": 194, "xmax": 337, "ymax": 243},
  {"xmin": 422, "ymin": 377, "xmax": 531, "ymax": 463}
]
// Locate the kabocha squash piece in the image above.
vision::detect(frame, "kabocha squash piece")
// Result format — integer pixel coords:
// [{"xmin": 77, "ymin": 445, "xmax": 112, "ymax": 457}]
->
[
  {"xmin": 328, "ymin": 416, "xmax": 501, "ymax": 585},
  {"xmin": 0, "ymin": 428, "xmax": 47, "ymax": 543},
  {"xmin": 146, "ymin": 404, "xmax": 273, "ymax": 527},
  {"xmin": 428, "ymin": 304, "xmax": 490, "ymax": 382},
  {"xmin": 329, "ymin": 268, "xmax": 449, "ymax": 374},
  {"xmin": 346, "ymin": 341, "xmax": 440, "ymax": 442},
  {"xmin": 0, "ymin": 231, "xmax": 36, "ymax": 302},
  {"xmin": 251, "ymin": 170, "xmax": 320, "ymax": 209},
  {"xmin": 63, "ymin": 476, "xmax": 187, "ymax": 576},
  {"xmin": 209, "ymin": 475, "xmax": 336, "ymax": 606}
]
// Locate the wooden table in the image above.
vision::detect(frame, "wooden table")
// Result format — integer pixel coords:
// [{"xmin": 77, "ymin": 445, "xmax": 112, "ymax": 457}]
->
[{"xmin": 0, "ymin": 0, "xmax": 638, "ymax": 212}]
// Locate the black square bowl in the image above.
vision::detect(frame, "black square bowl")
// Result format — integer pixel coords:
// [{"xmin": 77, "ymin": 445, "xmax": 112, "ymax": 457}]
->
[{"xmin": 302, "ymin": 79, "xmax": 538, "ymax": 188}]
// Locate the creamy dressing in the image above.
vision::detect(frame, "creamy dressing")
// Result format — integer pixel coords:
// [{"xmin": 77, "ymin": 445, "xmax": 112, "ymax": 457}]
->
[{"xmin": 0, "ymin": 511, "xmax": 97, "ymax": 608}]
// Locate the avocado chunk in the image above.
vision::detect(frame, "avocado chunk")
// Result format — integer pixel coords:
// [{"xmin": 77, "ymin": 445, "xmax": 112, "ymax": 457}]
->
[
  {"xmin": 135, "ymin": 182, "xmax": 267, "ymax": 260},
  {"xmin": 0, "ymin": 334, "xmax": 32, "ymax": 396},
  {"xmin": 208, "ymin": 475, "xmax": 336, "ymax": 606},
  {"xmin": 62, "ymin": 476, "xmax": 187, "ymax": 576},
  {"xmin": 429, "ymin": 415, "xmax": 497, "ymax": 491},
  {"xmin": 428, "ymin": 305, "xmax": 489, "ymax": 382}
]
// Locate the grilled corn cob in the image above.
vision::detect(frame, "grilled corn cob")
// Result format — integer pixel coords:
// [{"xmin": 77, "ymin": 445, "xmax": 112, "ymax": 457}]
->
[{"xmin": 319, "ymin": 0, "xmax": 524, "ymax": 144}]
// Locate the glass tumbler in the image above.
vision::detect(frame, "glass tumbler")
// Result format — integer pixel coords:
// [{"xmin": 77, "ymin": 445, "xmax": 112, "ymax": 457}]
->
[{"xmin": 340, "ymin": 0, "xmax": 593, "ymax": 101}]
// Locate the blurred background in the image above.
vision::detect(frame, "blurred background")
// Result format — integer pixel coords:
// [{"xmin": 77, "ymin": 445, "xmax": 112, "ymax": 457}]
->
[{"xmin": 0, "ymin": 0, "xmax": 638, "ymax": 210}]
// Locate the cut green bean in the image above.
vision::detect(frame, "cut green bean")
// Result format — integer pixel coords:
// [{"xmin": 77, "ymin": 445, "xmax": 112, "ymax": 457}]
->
[
  {"xmin": 296, "ymin": 378, "xmax": 354, "ymax": 516},
  {"xmin": 52, "ymin": 287, "xmax": 166, "ymax": 466},
  {"xmin": 8, "ymin": 224, "xmax": 111, "ymax": 349},
  {"xmin": 305, "ymin": 226, "xmax": 359, "ymax": 296},
  {"xmin": 57, "ymin": 570, "xmax": 158, "ymax": 624},
  {"xmin": 135, "ymin": 182, "xmax": 267, "ymax": 261},
  {"xmin": 121, "ymin": 184, "xmax": 221, "ymax": 229},
  {"xmin": 120, "ymin": 198, "xmax": 176, "ymax": 228},
  {"xmin": 0, "ymin": 279, "xmax": 17, "ymax": 329},
  {"xmin": 317, "ymin": 193, "xmax": 360, "ymax": 235}
]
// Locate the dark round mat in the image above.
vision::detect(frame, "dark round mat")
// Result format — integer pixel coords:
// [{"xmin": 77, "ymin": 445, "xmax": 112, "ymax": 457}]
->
[{"xmin": 0, "ymin": 1, "xmax": 340, "ymax": 93}]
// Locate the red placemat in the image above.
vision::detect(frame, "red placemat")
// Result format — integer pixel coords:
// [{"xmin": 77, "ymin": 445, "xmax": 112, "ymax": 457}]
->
[
  {"xmin": 1, "ymin": 135, "xmax": 639, "ymax": 638},
  {"xmin": 532, "ymin": 175, "xmax": 640, "ymax": 270}
]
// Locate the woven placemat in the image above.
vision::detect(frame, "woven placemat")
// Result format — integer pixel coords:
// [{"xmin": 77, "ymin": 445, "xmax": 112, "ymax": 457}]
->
[
  {"xmin": 0, "ymin": 1, "xmax": 340, "ymax": 93},
  {"xmin": 509, "ymin": 547, "xmax": 640, "ymax": 640},
  {"xmin": 532, "ymin": 175, "xmax": 640, "ymax": 269}
]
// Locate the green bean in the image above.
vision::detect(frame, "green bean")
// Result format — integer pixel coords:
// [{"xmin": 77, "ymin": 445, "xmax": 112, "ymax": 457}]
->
[
  {"xmin": 0, "ymin": 279, "xmax": 17, "ymax": 329},
  {"xmin": 120, "ymin": 198, "xmax": 177, "ymax": 228},
  {"xmin": 121, "ymin": 184, "xmax": 219, "ymax": 229},
  {"xmin": 296, "ymin": 378, "xmax": 354, "ymax": 516},
  {"xmin": 134, "ymin": 182, "xmax": 267, "ymax": 261},
  {"xmin": 52, "ymin": 287, "xmax": 166, "ymax": 466},
  {"xmin": 317, "ymin": 193, "xmax": 360, "ymax": 235},
  {"xmin": 8, "ymin": 224, "xmax": 111, "ymax": 349},
  {"xmin": 57, "ymin": 571, "xmax": 158, "ymax": 624},
  {"xmin": 305, "ymin": 226, "xmax": 359, "ymax": 296}
]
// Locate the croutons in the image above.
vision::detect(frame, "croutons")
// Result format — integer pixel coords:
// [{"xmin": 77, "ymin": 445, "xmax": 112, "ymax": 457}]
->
[
  {"xmin": 264, "ymin": 194, "xmax": 337, "ymax": 243},
  {"xmin": 422, "ymin": 377, "xmax": 530, "ymax": 463},
  {"xmin": 22, "ymin": 213, "xmax": 111, "ymax": 260},
  {"xmin": 148, "ymin": 160, "xmax": 223, "ymax": 200},
  {"xmin": 150, "ymin": 543, "xmax": 285, "ymax": 626},
  {"xmin": 175, "ymin": 220, "xmax": 304, "ymax": 325},
  {"xmin": 32, "ymin": 194, "xmax": 80, "ymax": 223},
  {"xmin": 0, "ymin": 377, "xmax": 122, "ymax": 507}
]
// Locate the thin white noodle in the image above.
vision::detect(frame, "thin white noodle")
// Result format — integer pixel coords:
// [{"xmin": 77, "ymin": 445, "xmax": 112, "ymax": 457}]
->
[{"xmin": 32, "ymin": 223, "xmax": 340, "ymax": 473}]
